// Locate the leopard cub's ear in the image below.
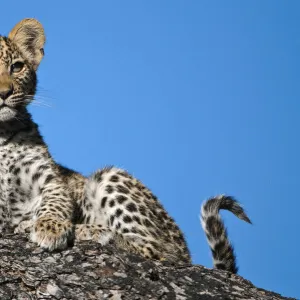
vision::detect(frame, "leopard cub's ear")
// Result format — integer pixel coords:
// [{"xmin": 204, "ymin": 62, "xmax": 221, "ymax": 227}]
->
[{"xmin": 8, "ymin": 18, "xmax": 45, "ymax": 70}]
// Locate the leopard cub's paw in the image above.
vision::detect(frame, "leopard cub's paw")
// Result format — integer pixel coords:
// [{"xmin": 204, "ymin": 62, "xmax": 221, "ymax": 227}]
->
[
  {"xmin": 75, "ymin": 224, "xmax": 113, "ymax": 246},
  {"xmin": 31, "ymin": 217, "xmax": 74, "ymax": 251},
  {"xmin": 14, "ymin": 220, "xmax": 35, "ymax": 234}
]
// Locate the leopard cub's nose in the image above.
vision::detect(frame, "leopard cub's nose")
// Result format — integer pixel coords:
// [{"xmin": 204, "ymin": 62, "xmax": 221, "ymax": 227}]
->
[{"xmin": 0, "ymin": 84, "xmax": 13, "ymax": 100}]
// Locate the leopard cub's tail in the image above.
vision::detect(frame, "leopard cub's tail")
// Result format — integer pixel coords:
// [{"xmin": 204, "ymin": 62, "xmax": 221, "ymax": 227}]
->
[{"xmin": 200, "ymin": 195, "xmax": 251, "ymax": 274}]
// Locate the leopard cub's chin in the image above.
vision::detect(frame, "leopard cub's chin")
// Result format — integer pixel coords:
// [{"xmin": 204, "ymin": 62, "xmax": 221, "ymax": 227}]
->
[{"xmin": 0, "ymin": 106, "xmax": 18, "ymax": 122}]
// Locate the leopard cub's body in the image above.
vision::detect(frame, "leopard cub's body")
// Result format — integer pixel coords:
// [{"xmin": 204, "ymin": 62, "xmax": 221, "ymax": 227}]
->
[{"xmin": 0, "ymin": 19, "xmax": 250, "ymax": 273}]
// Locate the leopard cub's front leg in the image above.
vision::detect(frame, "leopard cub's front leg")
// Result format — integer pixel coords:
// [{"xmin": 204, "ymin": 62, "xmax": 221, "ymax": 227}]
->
[
  {"xmin": 31, "ymin": 217, "xmax": 74, "ymax": 251},
  {"xmin": 27, "ymin": 173, "xmax": 75, "ymax": 251}
]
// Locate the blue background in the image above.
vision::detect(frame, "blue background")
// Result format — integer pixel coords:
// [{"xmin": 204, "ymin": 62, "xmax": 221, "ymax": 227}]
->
[{"xmin": 1, "ymin": 1, "xmax": 299, "ymax": 298}]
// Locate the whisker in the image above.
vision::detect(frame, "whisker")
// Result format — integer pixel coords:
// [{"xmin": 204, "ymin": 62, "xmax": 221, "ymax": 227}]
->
[
  {"xmin": 13, "ymin": 114, "xmax": 26, "ymax": 125},
  {"xmin": 35, "ymin": 86, "xmax": 56, "ymax": 99},
  {"xmin": 32, "ymin": 94, "xmax": 54, "ymax": 99},
  {"xmin": 36, "ymin": 86, "xmax": 51, "ymax": 93},
  {"xmin": 9, "ymin": 97, "xmax": 53, "ymax": 109},
  {"xmin": 25, "ymin": 95, "xmax": 54, "ymax": 101},
  {"xmin": 23, "ymin": 97, "xmax": 53, "ymax": 108},
  {"xmin": 31, "ymin": 103, "xmax": 52, "ymax": 108}
]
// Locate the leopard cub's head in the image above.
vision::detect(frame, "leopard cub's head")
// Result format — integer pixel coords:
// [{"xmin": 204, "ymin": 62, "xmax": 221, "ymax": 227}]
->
[{"xmin": 0, "ymin": 19, "xmax": 45, "ymax": 122}]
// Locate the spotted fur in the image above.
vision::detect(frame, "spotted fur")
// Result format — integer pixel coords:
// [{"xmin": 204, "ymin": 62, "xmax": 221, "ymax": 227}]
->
[
  {"xmin": 201, "ymin": 195, "xmax": 251, "ymax": 273},
  {"xmin": 0, "ymin": 19, "xmax": 250, "ymax": 271}
]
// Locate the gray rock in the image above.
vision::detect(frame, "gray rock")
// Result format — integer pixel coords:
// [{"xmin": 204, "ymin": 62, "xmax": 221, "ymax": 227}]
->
[{"xmin": 0, "ymin": 233, "xmax": 295, "ymax": 300}]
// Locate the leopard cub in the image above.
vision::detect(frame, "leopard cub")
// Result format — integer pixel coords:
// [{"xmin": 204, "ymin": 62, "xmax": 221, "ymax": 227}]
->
[{"xmin": 0, "ymin": 19, "xmax": 250, "ymax": 273}]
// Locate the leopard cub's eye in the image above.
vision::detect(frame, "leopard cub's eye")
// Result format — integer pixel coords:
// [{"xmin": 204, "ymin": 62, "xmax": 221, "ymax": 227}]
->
[{"xmin": 11, "ymin": 62, "xmax": 25, "ymax": 74}]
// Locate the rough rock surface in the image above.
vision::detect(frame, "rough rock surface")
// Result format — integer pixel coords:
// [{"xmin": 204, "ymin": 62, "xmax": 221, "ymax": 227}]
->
[{"xmin": 0, "ymin": 232, "xmax": 295, "ymax": 300}]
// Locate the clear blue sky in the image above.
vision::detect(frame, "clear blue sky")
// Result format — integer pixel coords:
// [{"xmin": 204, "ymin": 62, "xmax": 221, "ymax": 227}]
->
[{"xmin": 2, "ymin": 1, "xmax": 299, "ymax": 298}]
